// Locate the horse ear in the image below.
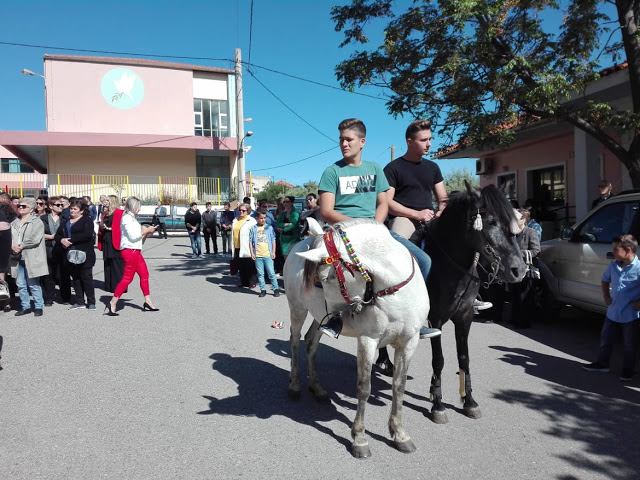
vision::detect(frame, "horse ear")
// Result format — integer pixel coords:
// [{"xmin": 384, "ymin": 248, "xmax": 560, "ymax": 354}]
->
[
  {"xmin": 306, "ymin": 217, "xmax": 324, "ymax": 236},
  {"xmin": 464, "ymin": 180, "xmax": 481, "ymax": 200},
  {"xmin": 296, "ymin": 245, "xmax": 328, "ymax": 263}
]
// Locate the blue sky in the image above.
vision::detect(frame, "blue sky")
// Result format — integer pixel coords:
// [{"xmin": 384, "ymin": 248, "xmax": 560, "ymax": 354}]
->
[{"xmin": 0, "ymin": 0, "xmax": 475, "ymax": 186}]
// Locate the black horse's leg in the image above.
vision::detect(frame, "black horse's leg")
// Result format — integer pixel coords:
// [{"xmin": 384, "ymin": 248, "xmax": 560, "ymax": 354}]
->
[
  {"xmin": 453, "ymin": 313, "xmax": 482, "ymax": 419},
  {"xmin": 429, "ymin": 333, "xmax": 447, "ymax": 424},
  {"xmin": 375, "ymin": 347, "xmax": 394, "ymax": 376}
]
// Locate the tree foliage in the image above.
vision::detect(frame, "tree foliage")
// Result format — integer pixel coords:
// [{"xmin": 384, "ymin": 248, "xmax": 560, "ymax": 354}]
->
[
  {"xmin": 332, "ymin": 0, "xmax": 640, "ymax": 185},
  {"xmin": 443, "ymin": 167, "xmax": 480, "ymax": 193},
  {"xmin": 256, "ymin": 180, "xmax": 319, "ymax": 204}
]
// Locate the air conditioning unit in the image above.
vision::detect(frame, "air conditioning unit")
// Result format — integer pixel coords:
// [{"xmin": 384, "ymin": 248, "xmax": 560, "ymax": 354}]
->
[{"xmin": 475, "ymin": 158, "xmax": 493, "ymax": 175}]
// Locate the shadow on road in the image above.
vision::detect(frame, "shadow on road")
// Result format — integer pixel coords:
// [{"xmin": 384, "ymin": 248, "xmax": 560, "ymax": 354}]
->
[
  {"xmin": 198, "ymin": 339, "xmax": 410, "ymax": 452},
  {"xmin": 493, "ymin": 381, "xmax": 640, "ymax": 480}
]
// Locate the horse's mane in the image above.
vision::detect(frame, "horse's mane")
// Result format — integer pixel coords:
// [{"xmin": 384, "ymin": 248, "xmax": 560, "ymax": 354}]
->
[
  {"xmin": 445, "ymin": 185, "xmax": 516, "ymax": 232},
  {"xmin": 302, "ymin": 218, "xmax": 385, "ymax": 291}
]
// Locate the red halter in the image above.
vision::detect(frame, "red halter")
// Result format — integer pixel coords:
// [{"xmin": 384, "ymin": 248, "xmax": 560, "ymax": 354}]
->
[{"xmin": 321, "ymin": 228, "xmax": 416, "ymax": 308}]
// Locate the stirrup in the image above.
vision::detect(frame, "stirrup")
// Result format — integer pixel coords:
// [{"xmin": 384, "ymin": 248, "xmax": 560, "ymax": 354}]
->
[{"xmin": 319, "ymin": 314, "xmax": 343, "ymax": 339}]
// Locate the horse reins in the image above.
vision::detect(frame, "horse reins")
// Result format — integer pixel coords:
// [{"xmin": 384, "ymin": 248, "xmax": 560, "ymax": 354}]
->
[{"xmin": 322, "ymin": 227, "xmax": 416, "ymax": 311}]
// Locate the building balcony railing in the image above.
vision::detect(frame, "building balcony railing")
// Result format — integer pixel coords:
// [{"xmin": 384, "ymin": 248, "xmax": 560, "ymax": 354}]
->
[{"xmin": 0, "ymin": 173, "xmax": 232, "ymax": 205}]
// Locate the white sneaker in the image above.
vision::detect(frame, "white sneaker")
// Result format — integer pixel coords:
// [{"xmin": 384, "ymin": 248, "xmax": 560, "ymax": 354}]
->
[{"xmin": 473, "ymin": 299, "xmax": 493, "ymax": 310}]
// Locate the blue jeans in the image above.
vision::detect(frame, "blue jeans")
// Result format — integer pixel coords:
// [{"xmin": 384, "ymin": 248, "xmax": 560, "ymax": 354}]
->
[
  {"xmin": 188, "ymin": 230, "xmax": 202, "ymax": 255},
  {"xmin": 255, "ymin": 256, "xmax": 279, "ymax": 291},
  {"xmin": 16, "ymin": 262, "xmax": 44, "ymax": 310},
  {"xmin": 390, "ymin": 230, "xmax": 431, "ymax": 282},
  {"xmin": 597, "ymin": 318, "xmax": 640, "ymax": 371}
]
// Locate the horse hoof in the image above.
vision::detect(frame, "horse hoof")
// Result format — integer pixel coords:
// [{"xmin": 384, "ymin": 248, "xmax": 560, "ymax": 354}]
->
[
  {"xmin": 351, "ymin": 444, "xmax": 372, "ymax": 459},
  {"xmin": 394, "ymin": 440, "xmax": 416, "ymax": 454},
  {"xmin": 464, "ymin": 407, "xmax": 482, "ymax": 419},
  {"xmin": 375, "ymin": 360, "xmax": 394, "ymax": 377},
  {"xmin": 431, "ymin": 410, "xmax": 449, "ymax": 424},
  {"xmin": 308, "ymin": 386, "xmax": 330, "ymax": 403},
  {"xmin": 288, "ymin": 389, "xmax": 301, "ymax": 401}
]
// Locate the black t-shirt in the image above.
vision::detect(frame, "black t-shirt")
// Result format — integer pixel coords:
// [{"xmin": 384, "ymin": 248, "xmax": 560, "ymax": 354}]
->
[{"xmin": 383, "ymin": 156, "xmax": 444, "ymax": 211}]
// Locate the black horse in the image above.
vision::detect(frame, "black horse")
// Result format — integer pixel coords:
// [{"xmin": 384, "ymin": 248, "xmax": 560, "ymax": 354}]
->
[{"xmin": 377, "ymin": 182, "xmax": 526, "ymax": 423}]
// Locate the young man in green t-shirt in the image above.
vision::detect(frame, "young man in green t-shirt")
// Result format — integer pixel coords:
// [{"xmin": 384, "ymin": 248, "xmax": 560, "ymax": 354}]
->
[{"xmin": 317, "ymin": 118, "xmax": 440, "ymax": 339}]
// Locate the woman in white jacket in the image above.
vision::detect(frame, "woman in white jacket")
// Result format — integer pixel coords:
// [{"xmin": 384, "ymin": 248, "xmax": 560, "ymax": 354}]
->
[{"xmin": 232, "ymin": 203, "xmax": 257, "ymax": 288}]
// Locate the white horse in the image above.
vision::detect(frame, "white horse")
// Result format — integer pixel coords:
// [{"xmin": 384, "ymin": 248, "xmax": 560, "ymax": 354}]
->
[{"xmin": 285, "ymin": 218, "xmax": 429, "ymax": 458}]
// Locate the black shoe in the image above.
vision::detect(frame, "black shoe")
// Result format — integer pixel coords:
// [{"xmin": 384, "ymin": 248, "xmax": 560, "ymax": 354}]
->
[
  {"xmin": 44, "ymin": 301, "xmax": 53, "ymax": 307},
  {"xmin": 319, "ymin": 314, "xmax": 343, "ymax": 339},
  {"xmin": 34, "ymin": 309, "xmax": 43, "ymax": 317},
  {"xmin": 143, "ymin": 302, "xmax": 159, "ymax": 312},
  {"xmin": 620, "ymin": 369, "xmax": 635, "ymax": 382},
  {"xmin": 103, "ymin": 304, "xmax": 119, "ymax": 317},
  {"xmin": 274, "ymin": 289, "xmax": 280, "ymax": 297},
  {"xmin": 582, "ymin": 362, "xmax": 609, "ymax": 373},
  {"xmin": 259, "ymin": 290, "xmax": 267, "ymax": 297},
  {"xmin": 15, "ymin": 309, "xmax": 32, "ymax": 316}
]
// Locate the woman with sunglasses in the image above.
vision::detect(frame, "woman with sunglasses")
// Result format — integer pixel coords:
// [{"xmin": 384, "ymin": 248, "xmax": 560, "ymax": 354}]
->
[
  {"xmin": 0, "ymin": 193, "xmax": 17, "ymax": 310},
  {"xmin": 276, "ymin": 195, "xmax": 301, "ymax": 263},
  {"xmin": 10, "ymin": 197, "xmax": 48, "ymax": 316},
  {"xmin": 35, "ymin": 195, "xmax": 49, "ymax": 216},
  {"xmin": 232, "ymin": 203, "xmax": 257, "ymax": 288},
  {"xmin": 100, "ymin": 195, "xmax": 125, "ymax": 293},
  {"xmin": 41, "ymin": 196, "xmax": 71, "ymax": 306},
  {"xmin": 55, "ymin": 199, "xmax": 96, "ymax": 310}
]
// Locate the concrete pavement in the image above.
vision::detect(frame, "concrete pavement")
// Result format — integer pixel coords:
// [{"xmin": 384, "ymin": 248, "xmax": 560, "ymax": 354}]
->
[{"xmin": 1, "ymin": 236, "xmax": 639, "ymax": 479}]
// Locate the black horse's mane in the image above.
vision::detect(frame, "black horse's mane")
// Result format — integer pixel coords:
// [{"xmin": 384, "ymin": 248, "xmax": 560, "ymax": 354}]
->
[{"xmin": 445, "ymin": 184, "xmax": 516, "ymax": 232}]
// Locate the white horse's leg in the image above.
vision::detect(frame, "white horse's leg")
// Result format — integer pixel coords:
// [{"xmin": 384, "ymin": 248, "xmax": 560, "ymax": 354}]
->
[
  {"xmin": 288, "ymin": 307, "xmax": 307, "ymax": 400},
  {"xmin": 388, "ymin": 334, "xmax": 419, "ymax": 453},
  {"xmin": 351, "ymin": 336, "xmax": 377, "ymax": 459},
  {"xmin": 304, "ymin": 320, "xmax": 329, "ymax": 402}
]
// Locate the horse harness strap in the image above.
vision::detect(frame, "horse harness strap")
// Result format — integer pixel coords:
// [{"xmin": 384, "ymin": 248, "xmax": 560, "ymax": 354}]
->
[{"xmin": 322, "ymin": 228, "xmax": 415, "ymax": 309}]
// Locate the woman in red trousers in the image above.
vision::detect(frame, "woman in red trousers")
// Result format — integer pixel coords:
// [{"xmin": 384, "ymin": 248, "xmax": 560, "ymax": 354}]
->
[{"xmin": 105, "ymin": 196, "xmax": 159, "ymax": 316}]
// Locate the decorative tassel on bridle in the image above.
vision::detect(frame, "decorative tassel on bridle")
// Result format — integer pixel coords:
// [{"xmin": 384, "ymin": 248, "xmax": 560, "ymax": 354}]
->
[{"xmin": 472, "ymin": 209, "xmax": 483, "ymax": 231}]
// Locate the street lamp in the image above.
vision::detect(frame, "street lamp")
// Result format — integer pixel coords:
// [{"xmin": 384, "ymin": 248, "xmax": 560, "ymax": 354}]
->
[
  {"xmin": 237, "ymin": 131, "xmax": 254, "ymax": 200},
  {"xmin": 21, "ymin": 68, "xmax": 45, "ymax": 79}
]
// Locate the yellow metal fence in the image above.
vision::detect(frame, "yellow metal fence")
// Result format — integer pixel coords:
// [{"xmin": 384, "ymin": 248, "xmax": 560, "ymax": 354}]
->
[{"xmin": 0, "ymin": 173, "xmax": 232, "ymax": 205}]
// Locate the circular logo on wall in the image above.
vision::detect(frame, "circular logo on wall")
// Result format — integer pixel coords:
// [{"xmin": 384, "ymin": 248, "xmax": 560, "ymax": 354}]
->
[{"xmin": 101, "ymin": 68, "xmax": 144, "ymax": 109}]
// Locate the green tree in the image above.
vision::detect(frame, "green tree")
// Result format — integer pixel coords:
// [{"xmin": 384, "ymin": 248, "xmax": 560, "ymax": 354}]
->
[
  {"xmin": 443, "ymin": 167, "xmax": 480, "ymax": 193},
  {"xmin": 332, "ymin": 0, "xmax": 640, "ymax": 186},
  {"xmin": 303, "ymin": 180, "xmax": 319, "ymax": 196},
  {"xmin": 256, "ymin": 182, "xmax": 305, "ymax": 203}
]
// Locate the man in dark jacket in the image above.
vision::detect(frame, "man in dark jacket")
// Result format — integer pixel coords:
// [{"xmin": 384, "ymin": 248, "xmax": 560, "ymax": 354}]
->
[
  {"xmin": 202, "ymin": 202, "xmax": 218, "ymax": 255},
  {"xmin": 184, "ymin": 202, "xmax": 202, "ymax": 258}
]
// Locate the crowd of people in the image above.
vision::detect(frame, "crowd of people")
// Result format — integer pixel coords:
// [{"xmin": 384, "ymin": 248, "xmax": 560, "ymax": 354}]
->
[{"xmin": 0, "ymin": 193, "xmax": 158, "ymax": 316}]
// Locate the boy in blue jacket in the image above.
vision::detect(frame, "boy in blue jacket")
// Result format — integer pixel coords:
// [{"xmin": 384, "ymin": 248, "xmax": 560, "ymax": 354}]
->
[{"xmin": 249, "ymin": 212, "xmax": 280, "ymax": 297}]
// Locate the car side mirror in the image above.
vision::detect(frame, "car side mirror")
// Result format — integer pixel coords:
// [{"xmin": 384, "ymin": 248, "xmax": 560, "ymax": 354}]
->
[{"xmin": 561, "ymin": 228, "xmax": 574, "ymax": 240}]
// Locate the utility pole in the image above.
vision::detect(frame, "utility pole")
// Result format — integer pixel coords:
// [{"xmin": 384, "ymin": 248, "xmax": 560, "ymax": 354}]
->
[
  {"xmin": 390, "ymin": 145, "xmax": 395, "ymax": 162},
  {"xmin": 235, "ymin": 48, "xmax": 246, "ymax": 201}
]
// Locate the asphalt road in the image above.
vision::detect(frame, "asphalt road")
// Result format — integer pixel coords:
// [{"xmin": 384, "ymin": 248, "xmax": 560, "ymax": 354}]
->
[{"xmin": 1, "ymin": 237, "xmax": 639, "ymax": 479}]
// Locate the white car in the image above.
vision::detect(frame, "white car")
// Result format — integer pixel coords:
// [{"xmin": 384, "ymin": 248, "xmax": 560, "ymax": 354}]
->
[{"xmin": 538, "ymin": 191, "xmax": 640, "ymax": 315}]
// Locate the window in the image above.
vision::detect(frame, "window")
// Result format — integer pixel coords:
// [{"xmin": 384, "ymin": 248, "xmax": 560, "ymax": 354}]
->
[
  {"xmin": 532, "ymin": 166, "xmax": 565, "ymax": 206},
  {"xmin": 577, "ymin": 201, "xmax": 640, "ymax": 243},
  {"xmin": 497, "ymin": 173, "xmax": 517, "ymax": 202},
  {"xmin": 194, "ymin": 98, "xmax": 229, "ymax": 137},
  {"xmin": 1, "ymin": 158, "xmax": 34, "ymax": 173}
]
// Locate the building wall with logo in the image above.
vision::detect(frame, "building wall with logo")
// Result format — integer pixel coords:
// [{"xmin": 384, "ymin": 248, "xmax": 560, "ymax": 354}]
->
[{"xmin": 44, "ymin": 59, "xmax": 229, "ymax": 136}]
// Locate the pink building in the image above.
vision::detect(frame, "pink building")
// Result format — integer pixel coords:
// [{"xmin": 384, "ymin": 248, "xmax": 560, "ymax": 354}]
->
[
  {"xmin": 0, "ymin": 55, "xmax": 244, "ymax": 201},
  {"xmin": 437, "ymin": 64, "xmax": 632, "ymax": 238}
]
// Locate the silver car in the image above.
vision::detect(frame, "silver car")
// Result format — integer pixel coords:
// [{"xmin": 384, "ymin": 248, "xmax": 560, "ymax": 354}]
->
[{"xmin": 538, "ymin": 191, "xmax": 640, "ymax": 315}]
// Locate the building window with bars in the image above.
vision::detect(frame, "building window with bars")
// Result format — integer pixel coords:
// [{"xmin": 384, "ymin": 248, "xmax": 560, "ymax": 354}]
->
[
  {"xmin": 194, "ymin": 98, "xmax": 229, "ymax": 137},
  {"xmin": 1, "ymin": 158, "xmax": 34, "ymax": 173}
]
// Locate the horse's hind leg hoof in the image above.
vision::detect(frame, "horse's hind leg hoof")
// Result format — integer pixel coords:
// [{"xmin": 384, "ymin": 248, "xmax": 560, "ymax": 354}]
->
[
  {"xmin": 463, "ymin": 406, "xmax": 482, "ymax": 419},
  {"xmin": 287, "ymin": 388, "xmax": 301, "ymax": 401},
  {"xmin": 375, "ymin": 359, "xmax": 394, "ymax": 377},
  {"xmin": 430, "ymin": 409, "xmax": 449, "ymax": 424},
  {"xmin": 308, "ymin": 385, "xmax": 330, "ymax": 403},
  {"xmin": 351, "ymin": 444, "xmax": 372, "ymax": 459},
  {"xmin": 394, "ymin": 439, "xmax": 416, "ymax": 454}
]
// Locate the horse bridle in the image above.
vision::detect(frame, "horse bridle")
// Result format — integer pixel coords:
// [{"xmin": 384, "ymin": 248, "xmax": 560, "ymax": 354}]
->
[{"xmin": 321, "ymin": 227, "xmax": 416, "ymax": 312}]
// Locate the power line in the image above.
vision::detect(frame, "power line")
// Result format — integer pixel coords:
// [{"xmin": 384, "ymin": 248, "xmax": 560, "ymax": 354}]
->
[
  {"xmin": 250, "ymin": 146, "xmax": 338, "ymax": 172},
  {"xmin": 0, "ymin": 40, "xmax": 386, "ymax": 100},
  {"xmin": 247, "ymin": 69, "xmax": 337, "ymax": 143}
]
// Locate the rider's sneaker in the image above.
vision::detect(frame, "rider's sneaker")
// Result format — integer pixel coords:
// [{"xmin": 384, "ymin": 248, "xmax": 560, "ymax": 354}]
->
[
  {"xmin": 319, "ymin": 314, "xmax": 343, "ymax": 339},
  {"xmin": 419, "ymin": 326, "xmax": 442, "ymax": 339},
  {"xmin": 473, "ymin": 299, "xmax": 493, "ymax": 310},
  {"xmin": 582, "ymin": 362, "xmax": 609, "ymax": 373}
]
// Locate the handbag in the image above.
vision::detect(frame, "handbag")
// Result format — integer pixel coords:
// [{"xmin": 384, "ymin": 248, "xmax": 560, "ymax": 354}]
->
[
  {"xmin": 67, "ymin": 249, "xmax": 87, "ymax": 265},
  {"xmin": 0, "ymin": 280, "xmax": 9, "ymax": 301},
  {"xmin": 523, "ymin": 250, "xmax": 541, "ymax": 280}
]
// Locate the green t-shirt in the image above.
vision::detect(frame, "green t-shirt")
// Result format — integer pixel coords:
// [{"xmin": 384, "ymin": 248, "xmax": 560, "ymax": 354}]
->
[{"xmin": 318, "ymin": 160, "xmax": 390, "ymax": 219}]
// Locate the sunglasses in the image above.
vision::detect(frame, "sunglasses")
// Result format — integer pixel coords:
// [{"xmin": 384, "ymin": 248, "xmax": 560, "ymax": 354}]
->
[
  {"xmin": 17, "ymin": 204, "xmax": 30, "ymax": 209},
  {"xmin": 239, "ymin": 209, "xmax": 247, "ymax": 212},
  {"xmin": 52, "ymin": 203, "xmax": 64, "ymax": 207},
  {"xmin": 36, "ymin": 202, "xmax": 45, "ymax": 205}
]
